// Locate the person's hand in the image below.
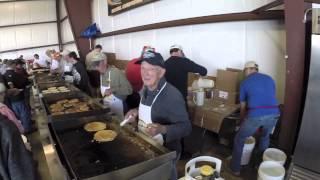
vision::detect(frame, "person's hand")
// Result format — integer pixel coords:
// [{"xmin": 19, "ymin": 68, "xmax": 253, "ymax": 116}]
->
[
  {"xmin": 104, "ymin": 89, "xmax": 112, "ymax": 97},
  {"xmin": 146, "ymin": 123, "xmax": 167, "ymax": 136},
  {"xmin": 125, "ymin": 108, "xmax": 138, "ymax": 123}
]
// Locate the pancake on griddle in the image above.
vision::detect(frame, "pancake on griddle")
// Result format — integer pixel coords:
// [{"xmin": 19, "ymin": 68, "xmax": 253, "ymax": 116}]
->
[
  {"xmin": 93, "ymin": 130, "xmax": 117, "ymax": 142},
  {"xmin": 84, "ymin": 122, "xmax": 107, "ymax": 132}
]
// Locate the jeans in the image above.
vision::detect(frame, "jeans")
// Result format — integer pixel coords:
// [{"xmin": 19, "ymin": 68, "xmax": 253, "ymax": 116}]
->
[
  {"xmin": 11, "ymin": 100, "xmax": 32, "ymax": 132},
  {"xmin": 231, "ymin": 114, "xmax": 279, "ymax": 172}
]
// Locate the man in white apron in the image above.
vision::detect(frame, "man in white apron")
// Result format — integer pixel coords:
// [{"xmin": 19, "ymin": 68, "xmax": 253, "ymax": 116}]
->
[
  {"xmin": 60, "ymin": 50, "xmax": 73, "ymax": 73},
  {"xmin": 89, "ymin": 51, "xmax": 132, "ymax": 120},
  {"xmin": 125, "ymin": 51, "xmax": 191, "ymax": 180}
]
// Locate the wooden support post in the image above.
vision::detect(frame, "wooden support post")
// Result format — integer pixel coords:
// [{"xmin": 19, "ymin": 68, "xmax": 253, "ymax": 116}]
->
[
  {"xmin": 64, "ymin": 0, "xmax": 92, "ymax": 60},
  {"xmin": 279, "ymin": 0, "xmax": 308, "ymax": 154}
]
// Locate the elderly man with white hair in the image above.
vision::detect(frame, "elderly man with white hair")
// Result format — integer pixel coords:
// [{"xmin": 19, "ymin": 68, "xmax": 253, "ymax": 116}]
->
[
  {"xmin": 125, "ymin": 51, "xmax": 191, "ymax": 180},
  {"xmin": 89, "ymin": 51, "xmax": 132, "ymax": 119},
  {"xmin": 229, "ymin": 61, "xmax": 280, "ymax": 176}
]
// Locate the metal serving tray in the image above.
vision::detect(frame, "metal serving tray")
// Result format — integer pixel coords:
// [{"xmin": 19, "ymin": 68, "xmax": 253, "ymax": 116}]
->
[
  {"xmin": 34, "ymin": 72, "xmax": 62, "ymax": 84},
  {"xmin": 37, "ymin": 82, "xmax": 80, "ymax": 98},
  {"xmin": 41, "ymin": 91, "xmax": 109, "ymax": 122}
]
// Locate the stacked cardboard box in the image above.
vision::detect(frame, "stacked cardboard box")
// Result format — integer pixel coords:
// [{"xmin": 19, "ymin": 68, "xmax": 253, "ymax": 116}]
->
[
  {"xmin": 214, "ymin": 69, "xmax": 243, "ymax": 105},
  {"xmin": 191, "ymin": 100, "xmax": 239, "ymax": 133},
  {"xmin": 188, "ymin": 68, "xmax": 242, "ymax": 134}
]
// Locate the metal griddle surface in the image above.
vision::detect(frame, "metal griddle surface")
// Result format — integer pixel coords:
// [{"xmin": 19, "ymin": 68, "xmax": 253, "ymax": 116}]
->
[{"xmin": 55, "ymin": 123, "xmax": 161, "ymax": 179}]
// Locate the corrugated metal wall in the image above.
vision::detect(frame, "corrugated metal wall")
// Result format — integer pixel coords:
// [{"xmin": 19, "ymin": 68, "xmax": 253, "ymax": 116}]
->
[
  {"xmin": 0, "ymin": 0, "xmax": 58, "ymax": 59},
  {"xmin": 92, "ymin": 0, "xmax": 286, "ymax": 102},
  {"xmin": 59, "ymin": 0, "xmax": 77, "ymax": 53}
]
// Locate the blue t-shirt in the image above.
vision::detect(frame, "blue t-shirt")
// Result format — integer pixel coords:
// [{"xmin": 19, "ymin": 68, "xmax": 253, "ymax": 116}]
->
[{"xmin": 240, "ymin": 72, "xmax": 280, "ymax": 117}]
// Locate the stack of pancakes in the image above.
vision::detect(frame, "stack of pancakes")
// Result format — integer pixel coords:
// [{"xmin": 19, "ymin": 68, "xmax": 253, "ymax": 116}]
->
[
  {"xmin": 49, "ymin": 98, "xmax": 90, "ymax": 115},
  {"xmin": 42, "ymin": 86, "xmax": 70, "ymax": 94}
]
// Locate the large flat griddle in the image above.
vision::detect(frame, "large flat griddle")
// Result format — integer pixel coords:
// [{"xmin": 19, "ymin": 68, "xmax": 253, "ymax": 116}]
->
[{"xmin": 50, "ymin": 116, "xmax": 176, "ymax": 180}]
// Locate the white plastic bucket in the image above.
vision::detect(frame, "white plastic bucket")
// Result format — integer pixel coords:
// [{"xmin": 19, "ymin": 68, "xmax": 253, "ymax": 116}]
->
[
  {"xmin": 263, "ymin": 148, "xmax": 287, "ymax": 165},
  {"xmin": 241, "ymin": 136, "xmax": 256, "ymax": 165},
  {"xmin": 258, "ymin": 161, "xmax": 285, "ymax": 180}
]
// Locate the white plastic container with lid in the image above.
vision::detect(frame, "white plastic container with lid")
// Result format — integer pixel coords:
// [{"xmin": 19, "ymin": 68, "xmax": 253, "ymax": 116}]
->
[
  {"xmin": 258, "ymin": 161, "xmax": 285, "ymax": 180},
  {"xmin": 263, "ymin": 148, "xmax": 287, "ymax": 165}
]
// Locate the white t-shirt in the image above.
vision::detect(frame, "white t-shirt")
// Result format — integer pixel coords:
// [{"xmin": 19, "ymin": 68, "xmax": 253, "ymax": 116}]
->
[
  {"xmin": 33, "ymin": 57, "xmax": 48, "ymax": 68},
  {"xmin": 60, "ymin": 59, "xmax": 73, "ymax": 73},
  {"xmin": 50, "ymin": 59, "xmax": 60, "ymax": 71}
]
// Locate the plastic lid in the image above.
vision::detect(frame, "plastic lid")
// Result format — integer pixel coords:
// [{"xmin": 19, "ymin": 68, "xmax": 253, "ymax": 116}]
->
[{"xmin": 200, "ymin": 165, "xmax": 214, "ymax": 176}]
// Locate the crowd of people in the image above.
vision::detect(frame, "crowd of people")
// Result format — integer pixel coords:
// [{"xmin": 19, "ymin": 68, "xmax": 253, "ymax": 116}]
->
[{"xmin": 0, "ymin": 43, "xmax": 280, "ymax": 179}]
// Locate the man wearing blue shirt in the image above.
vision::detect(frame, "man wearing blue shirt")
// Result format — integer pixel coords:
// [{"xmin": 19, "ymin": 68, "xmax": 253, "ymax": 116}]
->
[{"xmin": 230, "ymin": 61, "xmax": 280, "ymax": 175}]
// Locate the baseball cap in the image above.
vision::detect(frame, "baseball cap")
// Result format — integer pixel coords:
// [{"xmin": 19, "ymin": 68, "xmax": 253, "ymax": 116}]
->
[
  {"xmin": 89, "ymin": 51, "xmax": 107, "ymax": 62},
  {"xmin": 45, "ymin": 49, "xmax": 56, "ymax": 58},
  {"xmin": 244, "ymin": 61, "xmax": 258, "ymax": 69},
  {"xmin": 135, "ymin": 51, "xmax": 165, "ymax": 68},
  {"xmin": 170, "ymin": 44, "xmax": 183, "ymax": 51}
]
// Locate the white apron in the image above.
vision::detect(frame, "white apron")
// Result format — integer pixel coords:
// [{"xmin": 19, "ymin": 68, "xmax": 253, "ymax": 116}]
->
[
  {"xmin": 138, "ymin": 82, "xmax": 167, "ymax": 145},
  {"xmin": 100, "ymin": 71, "xmax": 124, "ymax": 119},
  {"xmin": 64, "ymin": 65, "xmax": 72, "ymax": 72}
]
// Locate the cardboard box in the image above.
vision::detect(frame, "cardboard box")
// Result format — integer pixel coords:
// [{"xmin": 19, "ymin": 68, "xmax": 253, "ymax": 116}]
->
[
  {"xmin": 215, "ymin": 69, "xmax": 241, "ymax": 92},
  {"xmin": 213, "ymin": 89, "xmax": 239, "ymax": 105},
  {"xmin": 193, "ymin": 108, "xmax": 225, "ymax": 133},
  {"xmin": 191, "ymin": 100, "xmax": 239, "ymax": 133}
]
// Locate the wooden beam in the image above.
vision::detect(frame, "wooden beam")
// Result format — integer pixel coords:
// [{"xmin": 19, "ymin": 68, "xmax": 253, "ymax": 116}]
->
[
  {"xmin": 0, "ymin": 44, "xmax": 59, "ymax": 54},
  {"xmin": 252, "ymin": 0, "xmax": 284, "ymax": 14},
  {"xmin": 279, "ymin": 0, "xmax": 309, "ymax": 154},
  {"xmin": 110, "ymin": 0, "xmax": 160, "ymax": 16},
  {"xmin": 305, "ymin": 0, "xmax": 320, "ymax": 3},
  {"xmin": 60, "ymin": 16, "xmax": 68, "ymax": 23},
  {"xmin": 0, "ymin": 0, "xmax": 49, "ymax": 3},
  {"xmin": 56, "ymin": 0, "xmax": 62, "ymax": 51},
  {"xmin": 95, "ymin": 10, "xmax": 284, "ymax": 39},
  {"xmin": 64, "ymin": 0, "xmax": 92, "ymax": 60},
  {"xmin": 0, "ymin": 21, "xmax": 56, "ymax": 29}
]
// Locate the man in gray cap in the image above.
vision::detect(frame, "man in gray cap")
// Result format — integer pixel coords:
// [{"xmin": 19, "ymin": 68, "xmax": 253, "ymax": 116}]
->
[
  {"xmin": 89, "ymin": 51, "xmax": 132, "ymax": 119},
  {"xmin": 125, "ymin": 51, "xmax": 192, "ymax": 180},
  {"xmin": 86, "ymin": 45, "xmax": 103, "ymax": 95}
]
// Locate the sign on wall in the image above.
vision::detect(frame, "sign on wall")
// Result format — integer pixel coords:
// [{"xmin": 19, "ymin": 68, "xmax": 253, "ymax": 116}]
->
[{"xmin": 107, "ymin": 0, "xmax": 158, "ymax": 15}]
